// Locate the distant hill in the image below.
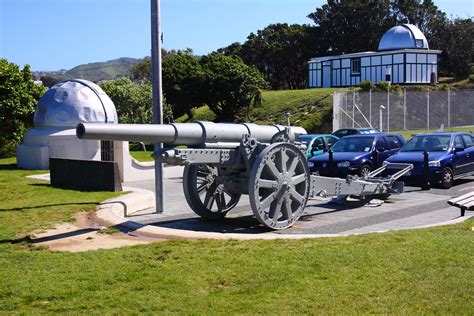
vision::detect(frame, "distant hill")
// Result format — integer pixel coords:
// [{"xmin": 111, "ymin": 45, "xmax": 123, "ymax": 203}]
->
[{"xmin": 34, "ymin": 57, "xmax": 142, "ymax": 83}]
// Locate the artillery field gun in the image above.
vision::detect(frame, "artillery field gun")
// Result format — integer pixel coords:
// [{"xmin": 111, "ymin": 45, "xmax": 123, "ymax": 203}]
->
[{"xmin": 77, "ymin": 121, "xmax": 411, "ymax": 230}]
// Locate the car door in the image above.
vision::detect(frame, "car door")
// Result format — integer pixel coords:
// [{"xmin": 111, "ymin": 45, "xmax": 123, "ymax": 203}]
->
[
  {"xmin": 452, "ymin": 135, "xmax": 470, "ymax": 175},
  {"xmin": 308, "ymin": 136, "xmax": 325, "ymax": 158},
  {"xmin": 374, "ymin": 136, "xmax": 390, "ymax": 167},
  {"xmin": 461, "ymin": 134, "xmax": 474, "ymax": 173}
]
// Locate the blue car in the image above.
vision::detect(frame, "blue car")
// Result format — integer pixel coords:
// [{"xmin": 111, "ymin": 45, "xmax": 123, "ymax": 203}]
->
[
  {"xmin": 308, "ymin": 133, "xmax": 405, "ymax": 178},
  {"xmin": 298, "ymin": 134, "xmax": 339, "ymax": 159},
  {"xmin": 384, "ymin": 132, "xmax": 474, "ymax": 188}
]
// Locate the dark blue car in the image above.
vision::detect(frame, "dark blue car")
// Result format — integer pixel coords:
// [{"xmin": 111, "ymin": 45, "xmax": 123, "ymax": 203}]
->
[
  {"xmin": 384, "ymin": 132, "xmax": 474, "ymax": 188},
  {"xmin": 308, "ymin": 133, "xmax": 405, "ymax": 178}
]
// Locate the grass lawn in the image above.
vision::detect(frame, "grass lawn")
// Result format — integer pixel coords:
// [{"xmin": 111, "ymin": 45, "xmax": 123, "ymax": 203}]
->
[
  {"xmin": 392, "ymin": 126, "xmax": 474, "ymax": 141},
  {"xmin": 129, "ymin": 150, "xmax": 154, "ymax": 162},
  {"xmin": 0, "ymin": 157, "xmax": 473, "ymax": 313}
]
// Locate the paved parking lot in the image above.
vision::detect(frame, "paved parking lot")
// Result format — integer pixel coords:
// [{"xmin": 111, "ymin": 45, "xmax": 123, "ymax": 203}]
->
[{"xmin": 124, "ymin": 175, "xmax": 474, "ymax": 235}]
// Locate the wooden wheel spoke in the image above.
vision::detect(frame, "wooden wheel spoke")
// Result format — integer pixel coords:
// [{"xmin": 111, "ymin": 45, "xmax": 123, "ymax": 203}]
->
[
  {"xmin": 265, "ymin": 160, "xmax": 281, "ymax": 179},
  {"xmin": 269, "ymin": 197, "xmax": 284, "ymax": 222},
  {"xmin": 289, "ymin": 188, "xmax": 305, "ymax": 204},
  {"xmin": 283, "ymin": 198, "xmax": 293, "ymax": 220},
  {"xmin": 292, "ymin": 174, "xmax": 306, "ymax": 185},
  {"xmin": 259, "ymin": 179, "xmax": 277, "ymax": 189},
  {"xmin": 280, "ymin": 149, "xmax": 289, "ymax": 173},
  {"xmin": 288, "ymin": 156, "xmax": 299, "ymax": 174},
  {"xmin": 196, "ymin": 181, "xmax": 208, "ymax": 193},
  {"xmin": 260, "ymin": 193, "xmax": 275, "ymax": 210},
  {"xmin": 215, "ymin": 192, "xmax": 226, "ymax": 211}
]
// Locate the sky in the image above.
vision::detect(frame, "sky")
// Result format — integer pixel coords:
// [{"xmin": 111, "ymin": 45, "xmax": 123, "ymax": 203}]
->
[{"xmin": 0, "ymin": 0, "xmax": 472, "ymax": 71}]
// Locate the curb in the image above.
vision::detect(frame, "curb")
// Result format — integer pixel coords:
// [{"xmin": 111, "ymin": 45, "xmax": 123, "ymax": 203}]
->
[{"xmin": 95, "ymin": 188, "xmax": 473, "ymax": 240}]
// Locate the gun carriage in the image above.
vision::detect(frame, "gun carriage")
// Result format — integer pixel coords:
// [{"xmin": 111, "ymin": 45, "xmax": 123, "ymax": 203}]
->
[{"xmin": 77, "ymin": 121, "xmax": 411, "ymax": 230}]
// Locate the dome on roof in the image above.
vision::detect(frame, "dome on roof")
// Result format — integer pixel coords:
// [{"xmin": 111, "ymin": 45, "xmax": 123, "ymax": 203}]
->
[
  {"xmin": 378, "ymin": 24, "xmax": 429, "ymax": 51},
  {"xmin": 34, "ymin": 79, "xmax": 118, "ymax": 128}
]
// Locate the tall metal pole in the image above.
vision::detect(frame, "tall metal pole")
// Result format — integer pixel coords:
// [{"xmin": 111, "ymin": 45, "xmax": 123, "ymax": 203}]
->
[
  {"xmin": 427, "ymin": 89, "xmax": 430, "ymax": 132},
  {"xmin": 151, "ymin": 0, "xmax": 164, "ymax": 213}
]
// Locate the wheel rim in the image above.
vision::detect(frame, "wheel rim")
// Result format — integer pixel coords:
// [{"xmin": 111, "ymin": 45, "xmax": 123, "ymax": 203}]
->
[
  {"xmin": 443, "ymin": 168, "xmax": 453, "ymax": 186},
  {"xmin": 249, "ymin": 143, "xmax": 310, "ymax": 230},
  {"xmin": 183, "ymin": 164, "xmax": 240, "ymax": 219},
  {"xmin": 361, "ymin": 166, "xmax": 371, "ymax": 177}
]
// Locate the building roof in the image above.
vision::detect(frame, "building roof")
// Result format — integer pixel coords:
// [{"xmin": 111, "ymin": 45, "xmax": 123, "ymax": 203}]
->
[
  {"xmin": 378, "ymin": 24, "xmax": 429, "ymax": 51},
  {"xmin": 34, "ymin": 79, "xmax": 118, "ymax": 128},
  {"xmin": 308, "ymin": 48, "xmax": 441, "ymax": 63}
]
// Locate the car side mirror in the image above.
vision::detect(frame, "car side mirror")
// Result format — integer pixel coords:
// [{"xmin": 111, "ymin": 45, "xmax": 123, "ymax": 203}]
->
[
  {"xmin": 376, "ymin": 146, "xmax": 385, "ymax": 152},
  {"xmin": 454, "ymin": 146, "xmax": 464, "ymax": 153}
]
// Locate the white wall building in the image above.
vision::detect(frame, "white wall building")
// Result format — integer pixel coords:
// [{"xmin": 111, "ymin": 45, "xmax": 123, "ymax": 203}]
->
[{"xmin": 308, "ymin": 24, "xmax": 441, "ymax": 88}]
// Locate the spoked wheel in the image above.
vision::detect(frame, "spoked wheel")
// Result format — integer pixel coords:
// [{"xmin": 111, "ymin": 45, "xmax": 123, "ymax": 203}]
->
[
  {"xmin": 440, "ymin": 167, "xmax": 454, "ymax": 189},
  {"xmin": 183, "ymin": 164, "xmax": 241, "ymax": 220},
  {"xmin": 249, "ymin": 143, "xmax": 310, "ymax": 230},
  {"xmin": 359, "ymin": 164, "xmax": 372, "ymax": 177}
]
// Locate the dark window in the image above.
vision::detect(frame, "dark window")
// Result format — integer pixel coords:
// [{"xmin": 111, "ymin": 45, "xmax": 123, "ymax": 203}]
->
[
  {"xmin": 311, "ymin": 137, "xmax": 325, "ymax": 151},
  {"xmin": 461, "ymin": 134, "xmax": 473, "ymax": 148},
  {"xmin": 325, "ymin": 136, "xmax": 338, "ymax": 148},
  {"xmin": 351, "ymin": 59, "xmax": 361, "ymax": 75},
  {"xmin": 386, "ymin": 135, "xmax": 402, "ymax": 150},
  {"xmin": 376, "ymin": 137, "xmax": 387, "ymax": 151},
  {"xmin": 454, "ymin": 136, "xmax": 465, "ymax": 149},
  {"xmin": 416, "ymin": 39, "xmax": 424, "ymax": 48}
]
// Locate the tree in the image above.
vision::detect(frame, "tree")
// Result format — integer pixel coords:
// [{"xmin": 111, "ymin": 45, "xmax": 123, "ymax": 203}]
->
[
  {"xmin": 162, "ymin": 51, "xmax": 205, "ymax": 118},
  {"xmin": 437, "ymin": 18, "xmax": 474, "ymax": 78},
  {"xmin": 200, "ymin": 54, "xmax": 268, "ymax": 122},
  {"xmin": 40, "ymin": 75, "xmax": 60, "ymax": 88},
  {"xmin": 307, "ymin": 0, "xmax": 395, "ymax": 54},
  {"xmin": 100, "ymin": 77, "xmax": 173, "ymax": 124},
  {"xmin": 0, "ymin": 59, "xmax": 45, "ymax": 157},
  {"xmin": 237, "ymin": 23, "xmax": 327, "ymax": 90},
  {"xmin": 130, "ymin": 57, "xmax": 152, "ymax": 82}
]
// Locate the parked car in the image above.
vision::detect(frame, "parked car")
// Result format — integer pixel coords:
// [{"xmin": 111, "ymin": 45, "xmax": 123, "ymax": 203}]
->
[
  {"xmin": 332, "ymin": 127, "xmax": 381, "ymax": 139},
  {"xmin": 383, "ymin": 132, "xmax": 474, "ymax": 188},
  {"xmin": 308, "ymin": 133, "xmax": 405, "ymax": 178},
  {"xmin": 298, "ymin": 134, "xmax": 339, "ymax": 158}
]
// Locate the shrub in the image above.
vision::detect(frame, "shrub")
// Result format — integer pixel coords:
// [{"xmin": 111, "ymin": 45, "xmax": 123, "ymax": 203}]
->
[{"xmin": 359, "ymin": 80, "xmax": 374, "ymax": 91}]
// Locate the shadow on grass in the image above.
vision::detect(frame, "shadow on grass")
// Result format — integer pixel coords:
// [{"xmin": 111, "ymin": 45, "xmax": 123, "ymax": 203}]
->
[
  {"xmin": 0, "ymin": 163, "xmax": 18, "ymax": 170},
  {"xmin": 0, "ymin": 202, "xmax": 99, "ymax": 212}
]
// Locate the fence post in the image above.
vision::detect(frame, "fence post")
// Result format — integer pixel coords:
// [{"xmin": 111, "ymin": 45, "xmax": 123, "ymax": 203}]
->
[
  {"xmin": 369, "ymin": 89, "xmax": 372, "ymax": 127},
  {"xmin": 352, "ymin": 90, "xmax": 355, "ymax": 128},
  {"xmin": 387, "ymin": 88, "xmax": 390, "ymax": 132},
  {"xmin": 427, "ymin": 89, "xmax": 430, "ymax": 131},
  {"xmin": 403, "ymin": 88, "xmax": 406, "ymax": 130},
  {"xmin": 447, "ymin": 88, "xmax": 451, "ymax": 129}
]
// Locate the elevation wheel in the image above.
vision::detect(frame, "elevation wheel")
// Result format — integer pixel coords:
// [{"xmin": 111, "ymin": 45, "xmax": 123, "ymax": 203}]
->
[
  {"xmin": 249, "ymin": 143, "xmax": 310, "ymax": 230},
  {"xmin": 183, "ymin": 164, "xmax": 241, "ymax": 220}
]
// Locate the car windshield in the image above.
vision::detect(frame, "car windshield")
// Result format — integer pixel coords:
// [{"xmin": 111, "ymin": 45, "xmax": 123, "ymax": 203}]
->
[
  {"xmin": 401, "ymin": 135, "xmax": 451, "ymax": 152},
  {"xmin": 331, "ymin": 137, "xmax": 374, "ymax": 152},
  {"xmin": 359, "ymin": 129, "xmax": 378, "ymax": 134}
]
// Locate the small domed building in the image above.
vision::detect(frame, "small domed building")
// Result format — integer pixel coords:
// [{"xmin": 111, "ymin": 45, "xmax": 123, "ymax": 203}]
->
[
  {"xmin": 17, "ymin": 79, "xmax": 118, "ymax": 169},
  {"xmin": 308, "ymin": 24, "xmax": 441, "ymax": 88}
]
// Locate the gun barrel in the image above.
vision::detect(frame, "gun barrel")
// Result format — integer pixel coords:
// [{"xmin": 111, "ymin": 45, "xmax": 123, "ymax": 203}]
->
[{"xmin": 76, "ymin": 121, "xmax": 307, "ymax": 145}]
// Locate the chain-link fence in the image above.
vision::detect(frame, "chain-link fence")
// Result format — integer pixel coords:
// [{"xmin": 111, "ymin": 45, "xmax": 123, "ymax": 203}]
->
[{"xmin": 333, "ymin": 89, "xmax": 474, "ymax": 132}]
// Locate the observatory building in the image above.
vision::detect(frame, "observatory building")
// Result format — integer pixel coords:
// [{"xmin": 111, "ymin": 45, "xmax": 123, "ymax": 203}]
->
[
  {"xmin": 17, "ymin": 79, "xmax": 118, "ymax": 170},
  {"xmin": 308, "ymin": 24, "xmax": 441, "ymax": 88}
]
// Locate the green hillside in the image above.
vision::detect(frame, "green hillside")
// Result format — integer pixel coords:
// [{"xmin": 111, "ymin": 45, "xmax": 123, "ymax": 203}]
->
[
  {"xmin": 65, "ymin": 57, "xmax": 140, "ymax": 82},
  {"xmin": 177, "ymin": 88, "xmax": 337, "ymax": 133}
]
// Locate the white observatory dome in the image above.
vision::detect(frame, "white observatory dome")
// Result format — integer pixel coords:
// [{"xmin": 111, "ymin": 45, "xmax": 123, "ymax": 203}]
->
[
  {"xmin": 378, "ymin": 24, "xmax": 429, "ymax": 51},
  {"xmin": 34, "ymin": 79, "xmax": 118, "ymax": 128}
]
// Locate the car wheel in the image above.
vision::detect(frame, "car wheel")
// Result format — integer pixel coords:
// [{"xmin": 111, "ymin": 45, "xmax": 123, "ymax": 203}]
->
[
  {"xmin": 359, "ymin": 165, "xmax": 371, "ymax": 177},
  {"xmin": 440, "ymin": 167, "xmax": 454, "ymax": 189}
]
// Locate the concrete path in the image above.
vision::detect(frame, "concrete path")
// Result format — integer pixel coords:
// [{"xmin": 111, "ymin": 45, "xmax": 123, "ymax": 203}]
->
[{"xmin": 116, "ymin": 170, "xmax": 474, "ymax": 238}]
